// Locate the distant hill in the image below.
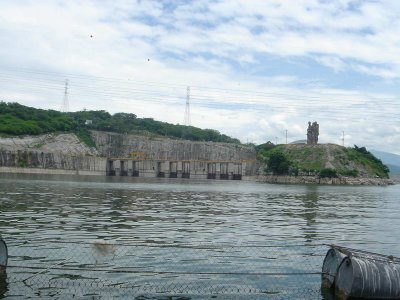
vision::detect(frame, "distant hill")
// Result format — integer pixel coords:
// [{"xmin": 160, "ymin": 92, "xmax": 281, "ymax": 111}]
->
[
  {"xmin": 387, "ymin": 164, "xmax": 400, "ymax": 175},
  {"xmin": 371, "ymin": 150, "xmax": 400, "ymax": 175},
  {"xmin": 0, "ymin": 101, "xmax": 240, "ymax": 144},
  {"xmin": 257, "ymin": 143, "xmax": 390, "ymax": 179}
]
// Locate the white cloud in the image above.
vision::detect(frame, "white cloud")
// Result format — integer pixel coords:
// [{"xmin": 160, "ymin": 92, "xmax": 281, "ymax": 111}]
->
[
  {"xmin": 352, "ymin": 64, "xmax": 398, "ymax": 79},
  {"xmin": 316, "ymin": 56, "xmax": 347, "ymax": 72}
]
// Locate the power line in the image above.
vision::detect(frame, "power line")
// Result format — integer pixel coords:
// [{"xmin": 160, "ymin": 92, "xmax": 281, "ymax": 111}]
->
[
  {"xmin": 285, "ymin": 130, "xmax": 288, "ymax": 144},
  {"xmin": 342, "ymin": 131, "xmax": 345, "ymax": 147},
  {"xmin": 0, "ymin": 69, "xmax": 400, "ymax": 127},
  {"xmin": 61, "ymin": 79, "xmax": 69, "ymax": 112},
  {"xmin": 184, "ymin": 86, "xmax": 191, "ymax": 126},
  {"xmin": 0, "ymin": 76, "xmax": 398, "ymax": 116},
  {"xmin": 0, "ymin": 67, "xmax": 399, "ymax": 103},
  {"xmin": 1, "ymin": 75, "xmax": 397, "ymax": 111},
  {"xmin": 1, "ymin": 70, "xmax": 399, "ymax": 111},
  {"xmin": 1, "ymin": 82, "xmax": 399, "ymax": 126}
]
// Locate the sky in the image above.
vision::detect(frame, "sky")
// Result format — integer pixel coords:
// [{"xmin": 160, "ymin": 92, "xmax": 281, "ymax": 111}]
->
[{"xmin": 0, "ymin": 0, "xmax": 399, "ymax": 153}]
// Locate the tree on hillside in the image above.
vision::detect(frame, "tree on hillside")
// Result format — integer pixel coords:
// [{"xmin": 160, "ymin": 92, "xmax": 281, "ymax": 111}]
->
[
  {"xmin": 0, "ymin": 102, "xmax": 241, "ymax": 144},
  {"xmin": 266, "ymin": 151, "xmax": 291, "ymax": 175},
  {"xmin": 256, "ymin": 141, "xmax": 275, "ymax": 160},
  {"xmin": 352, "ymin": 145, "xmax": 390, "ymax": 177}
]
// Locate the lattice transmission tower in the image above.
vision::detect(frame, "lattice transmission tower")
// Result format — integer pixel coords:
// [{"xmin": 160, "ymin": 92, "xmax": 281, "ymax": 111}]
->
[
  {"xmin": 184, "ymin": 86, "xmax": 191, "ymax": 126},
  {"xmin": 61, "ymin": 79, "xmax": 69, "ymax": 112}
]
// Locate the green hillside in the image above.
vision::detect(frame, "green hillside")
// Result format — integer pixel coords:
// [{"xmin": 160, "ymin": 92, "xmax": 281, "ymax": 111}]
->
[
  {"xmin": 0, "ymin": 102, "xmax": 240, "ymax": 144},
  {"xmin": 257, "ymin": 143, "xmax": 390, "ymax": 179}
]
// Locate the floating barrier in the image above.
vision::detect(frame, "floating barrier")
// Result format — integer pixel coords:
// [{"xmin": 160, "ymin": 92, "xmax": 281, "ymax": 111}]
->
[
  {"xmin": 335, "ymin": 255, "xmax": 400, "ymax": 299},
  {"xmin": 322, "ymin": 247, "xmax": 346, "ymax": 288},
  {"xmin": 322, "ymin": 245, "xmax": 400, "ymax": 299}
]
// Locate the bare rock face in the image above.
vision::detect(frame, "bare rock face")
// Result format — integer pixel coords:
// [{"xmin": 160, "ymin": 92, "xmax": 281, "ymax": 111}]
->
[
  {"xmin": 91, "ymin": 131, "xmax": 256, "ymax": 162},
  {"xmin": 0, "ymin": 133, "xmax": 98, "ymax": 156},
  {"xmin": 0, "ymin": 131, "xmax": 256, "ymax": 162},
  {"xmin": 0, "ymin": 133, "xmax": 102, "ymax": 171}
]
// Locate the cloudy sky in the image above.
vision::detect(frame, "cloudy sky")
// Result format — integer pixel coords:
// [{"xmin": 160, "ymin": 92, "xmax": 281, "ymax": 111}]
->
[{"xmin": 0, "ymin": 0, "xmax": 399, "ymax": 153}]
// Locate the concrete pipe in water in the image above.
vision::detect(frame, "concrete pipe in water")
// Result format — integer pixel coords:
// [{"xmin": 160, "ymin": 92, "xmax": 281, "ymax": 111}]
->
[
  {"xmin": 335, "ymin": 256, "xmax": 400, "ymax": 299},
  {"xmin": 322, "ymin": 248, "xmax": 346, "ymax": 288}
]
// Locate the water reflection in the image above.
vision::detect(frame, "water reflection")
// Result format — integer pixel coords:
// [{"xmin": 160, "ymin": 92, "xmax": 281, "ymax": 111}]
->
[
  {"xmin": 299, "ymin": 186, "xmax": 319, "ymax": 243},
  {"xmin": 0, "ymin": 173, "xmax": 399, "ymax": 251}
]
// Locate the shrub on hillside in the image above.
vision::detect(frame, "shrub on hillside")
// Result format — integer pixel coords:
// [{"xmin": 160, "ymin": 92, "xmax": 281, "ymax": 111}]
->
[
  {"xmin": 340, "ymin": 169, "xmax": 359, "ymax": 177},
  {"xmin": 319, "ymin": 168, "xmax": 338, "ymax": 178}
]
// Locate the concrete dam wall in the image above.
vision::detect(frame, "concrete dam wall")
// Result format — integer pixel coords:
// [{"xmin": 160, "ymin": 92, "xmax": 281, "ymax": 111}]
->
[
  {"xmin": 0, "ymin": 131, "xmax": 258, "ymax": 179},
  {"xmin": 92, "ymin": 132, "xmax": 257, "ymax": 179}
]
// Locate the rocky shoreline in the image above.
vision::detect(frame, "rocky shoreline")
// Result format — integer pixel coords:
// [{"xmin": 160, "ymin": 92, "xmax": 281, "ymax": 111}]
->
[{"xmin": 256, "ymin": 175, "xmax": 396, "ymax": 186}]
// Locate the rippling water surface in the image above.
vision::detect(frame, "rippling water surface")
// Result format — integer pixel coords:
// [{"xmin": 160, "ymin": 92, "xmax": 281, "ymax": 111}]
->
[{"xmin": 0, "ymin": 173, "xmax": 399, "ymax": 298}]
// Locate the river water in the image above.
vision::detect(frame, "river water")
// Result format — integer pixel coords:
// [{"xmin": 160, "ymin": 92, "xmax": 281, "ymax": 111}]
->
[{"xmin": 1, "ymin": 173, "xmax": 400, "ymax": 299}]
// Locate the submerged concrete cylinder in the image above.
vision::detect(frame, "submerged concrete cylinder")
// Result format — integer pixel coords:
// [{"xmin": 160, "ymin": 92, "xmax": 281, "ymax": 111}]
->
[
  {"xmin": 0, "ymin": 239, "xmax": 7, "ymax": 269},
  {"xmin": 335, "ymin": 256, "xmax": 400, "ymax": 299},
  {"xmin": 322, "ymin": 248, "xmax": 347, "ymax": 288}
]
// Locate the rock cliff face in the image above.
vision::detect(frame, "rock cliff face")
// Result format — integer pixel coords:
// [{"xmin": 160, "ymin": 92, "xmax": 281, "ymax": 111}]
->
[
  {"xmin": 0, "ymin": 150, "xmax": 106, "ymax": 172},
  {"xmin": 0, "ymin": 131, "xmax": 256, "ymax": 162},
  {"xmin": 0, "ymin": 133, "xmax": 97, "ymax": 155},
  {"xmin": 0, "ymin": 133, "xmax": 104, "ymax": 173},
  {"xmin": 91, "ymin": 131, "xmax": 256, "ymax": 162}
]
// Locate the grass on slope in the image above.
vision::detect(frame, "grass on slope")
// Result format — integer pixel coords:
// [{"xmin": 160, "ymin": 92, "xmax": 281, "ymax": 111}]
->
[{"xmin": 257, "ymin": 143, "xmax": 389, "ymax": 178}]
